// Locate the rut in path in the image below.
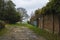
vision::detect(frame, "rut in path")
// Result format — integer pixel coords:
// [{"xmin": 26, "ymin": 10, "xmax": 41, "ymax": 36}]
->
[{"xmin": 0, "ymin": 26, "xmax": 46, "ymax": 40}]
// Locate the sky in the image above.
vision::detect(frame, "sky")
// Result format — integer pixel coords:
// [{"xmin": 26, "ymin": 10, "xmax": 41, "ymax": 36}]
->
[{"xmin": 12, "ymin": 0, "xmax": 49, "ymax": 16}]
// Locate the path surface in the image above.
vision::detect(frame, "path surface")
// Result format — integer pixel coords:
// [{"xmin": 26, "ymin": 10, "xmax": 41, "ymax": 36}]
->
[{"xmin": 0, "ymin": 26, "xmax": 46, "ymax": 40}]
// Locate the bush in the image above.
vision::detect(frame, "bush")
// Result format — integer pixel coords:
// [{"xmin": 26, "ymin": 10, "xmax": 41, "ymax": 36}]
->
[{"xmin": 0, "ymin": 21, "xmax": 5, "ymax": 29}]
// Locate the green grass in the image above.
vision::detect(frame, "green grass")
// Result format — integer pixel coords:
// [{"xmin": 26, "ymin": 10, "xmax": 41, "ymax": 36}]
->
[
  {"xmin": 0, "ymin": 28, "xmax": 8, "ymax": 36},
  {"xmin": 7, "ymin": 23, "xmax": 60, "ymax": 40}
]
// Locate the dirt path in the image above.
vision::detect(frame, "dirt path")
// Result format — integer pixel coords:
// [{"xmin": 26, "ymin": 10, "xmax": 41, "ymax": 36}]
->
[{"xmin": 0, "ymin": 26, "xmax": 46, "ymax": 40}]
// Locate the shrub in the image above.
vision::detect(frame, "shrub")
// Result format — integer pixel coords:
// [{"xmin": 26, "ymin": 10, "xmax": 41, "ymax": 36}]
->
[{"xmin": 0, "ymin": 21, "xmax": 5, "ymax": 29}]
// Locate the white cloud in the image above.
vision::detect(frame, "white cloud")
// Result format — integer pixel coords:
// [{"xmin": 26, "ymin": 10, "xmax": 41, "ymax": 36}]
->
[{"xmin": 12, "ymin": 0, "xmax": 49, "ymax": 16}]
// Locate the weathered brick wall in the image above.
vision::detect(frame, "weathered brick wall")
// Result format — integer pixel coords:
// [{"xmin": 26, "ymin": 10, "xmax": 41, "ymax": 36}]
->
[
  {"xmin": 38, "ymin": 16, "xmax": 43, "ymax": 29},
  {"xmin": 32, "ymin": 14, "xmax": 60, "ymax": 34},
  {"xmin": 43, "ymin": 14, "xmax": 53, "ymax": 33},
  {"xmin": 43, "ymin": 14, "xmax": 59, "ymax": 34},
  {"xmin": 54, "ymin": 15, "xmax": 59, "ymax": 34}
]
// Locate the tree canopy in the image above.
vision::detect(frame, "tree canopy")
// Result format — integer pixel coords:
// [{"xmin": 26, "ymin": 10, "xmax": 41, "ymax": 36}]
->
[
  {"xmin": 17, "ymin": 7, "xmax": 29, "ymax": 22},
  {"xmin": 35, "ymin": 0, "xmax": 60, "ymax": 16},
  {"xmin": 0, "ymin": 0, "xmax": 20, "ymax": 23}
]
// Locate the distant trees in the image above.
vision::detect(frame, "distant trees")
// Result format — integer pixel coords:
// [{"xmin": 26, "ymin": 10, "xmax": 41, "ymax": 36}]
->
[
  {"xmin": 17, "ymin": 7, "xmax": 29, "ymax": 22},
  {"xmin": 0, "ymin": 0, "xmax": 20, "ymax": 23}
]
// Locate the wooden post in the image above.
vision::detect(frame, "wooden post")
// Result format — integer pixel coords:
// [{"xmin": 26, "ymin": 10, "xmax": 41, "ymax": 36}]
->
[
  {"xmin": 53, "ymin": 13, "xmax": 54, "ymax": 34},
  {"xmin": 43, "ymin": 14, "xmax": 44, "ymax": 29},
  {"xmin": 59, "ymin": 16, "xmax": 60, "ymax": 34}
]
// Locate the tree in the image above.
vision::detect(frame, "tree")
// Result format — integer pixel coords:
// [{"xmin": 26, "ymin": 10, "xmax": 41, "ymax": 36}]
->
[
  {"xmin": 17, "ymin": 7, "xmax": 29, "ymax": 22},
  {"xmin": 0, "ymin": 0, "xmax": 20, "ymax": 23}
]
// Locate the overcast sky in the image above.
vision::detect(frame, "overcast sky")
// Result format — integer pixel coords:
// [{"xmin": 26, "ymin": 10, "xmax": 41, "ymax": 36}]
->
[{"xmin": 12, "ymin": 0, "xmax": 49, "ymax": 16}]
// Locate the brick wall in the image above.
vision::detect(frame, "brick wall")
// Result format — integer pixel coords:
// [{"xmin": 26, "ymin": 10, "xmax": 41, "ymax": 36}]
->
[
  {"xmin": 43, "ymin": 14, "xmax": 53, "ymax": 33},
  {"xmin": 38, "ymin": 14, "xmax": 60, "ymax": 34},
  {"xmin": 38, "ymin": 16, "xmax": 43, "ymax": 29},
  {"xmin": 54, "ymin": 15, "xmax": 59, "ymax": 34},
  {"xmin": 30, "ymin": 13, "xmax": 60, "ymax": 34}
]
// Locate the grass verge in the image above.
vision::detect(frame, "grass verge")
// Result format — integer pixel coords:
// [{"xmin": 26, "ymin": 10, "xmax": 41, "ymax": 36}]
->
[{"xmin": 0, "ymin": 28, "xmax": 8, "ymax": 36}]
